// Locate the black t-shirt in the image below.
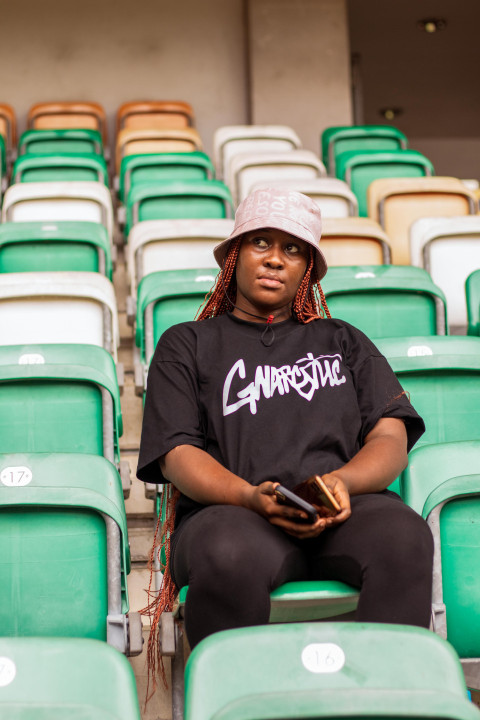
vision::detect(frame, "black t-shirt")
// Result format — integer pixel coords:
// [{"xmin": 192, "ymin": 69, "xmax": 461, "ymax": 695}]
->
[{"xmin": 137, "ymin": 313, "xmax": 425, "ymax": 528}]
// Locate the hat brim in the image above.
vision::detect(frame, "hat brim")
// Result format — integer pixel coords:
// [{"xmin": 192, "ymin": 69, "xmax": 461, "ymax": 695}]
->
[{"xmin": 213, "ymin": 216, "xmax": 328, "ymax": 280}]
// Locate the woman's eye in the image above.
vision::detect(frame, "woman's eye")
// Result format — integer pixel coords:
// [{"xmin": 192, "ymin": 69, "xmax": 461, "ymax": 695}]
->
[
  {"xmin": 286, "ymin": 243, "xmax": 300, "ymax": 254},
  {"xmin": 252, "ymin": 237, "xmax": 269, "ymax": 248}
]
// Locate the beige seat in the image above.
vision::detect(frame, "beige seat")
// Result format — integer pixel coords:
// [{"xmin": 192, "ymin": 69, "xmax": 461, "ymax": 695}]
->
[
  {"xmin": 367, "ymin": 177, "xmax": 477, "ymax": 265},
  {"xmin": 320, "ymin": 217, "xmax": 392, "ymax": 266},
  {"xmin": 27, "ymin": 102, "xmax": 107, "ymax": 144},
  {"xmin": 0, "ymin": 103, "xmax": 16, "ymax": 158},
  {"xmin": 115, "ymin": 127, "xmax": 203, "ymax": 175},
  {"xmin": 116, "ymin": 101, "xmax": 194, "ymax": 132}
]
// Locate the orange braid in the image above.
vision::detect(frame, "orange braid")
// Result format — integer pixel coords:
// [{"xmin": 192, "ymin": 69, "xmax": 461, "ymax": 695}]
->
[
  {"xmin": 196, "ymin": 240, "xmax": 330, "ymax": 323},
  {"xmin": 141, "ymin": 485, "xmax": 180, "ymax": 702}
]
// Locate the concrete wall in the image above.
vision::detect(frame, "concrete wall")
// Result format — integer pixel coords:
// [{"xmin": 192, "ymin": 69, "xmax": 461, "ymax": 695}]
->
[
  {"xmin": 248, "ymin": 0, "xmax": 353, "ymax": 153},
  {"xmin": 0, "ymin": 0, "xmax": 248, "ymax": 155}
]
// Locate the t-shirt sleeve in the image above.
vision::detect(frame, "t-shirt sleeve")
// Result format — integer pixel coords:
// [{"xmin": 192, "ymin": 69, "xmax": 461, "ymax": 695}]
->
[
  {"xmin": 342, "ymin": 324, "xmax": 425, "ymax": 452},
  {"xmin": 136, "ymin": 324, "xmax": 204, "ymax": 484}
]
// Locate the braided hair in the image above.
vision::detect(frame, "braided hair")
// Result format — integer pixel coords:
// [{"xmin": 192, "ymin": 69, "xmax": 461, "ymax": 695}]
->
[{"xmin": 196, "ymin": 236, "xmax": 331, "ymax": 322}]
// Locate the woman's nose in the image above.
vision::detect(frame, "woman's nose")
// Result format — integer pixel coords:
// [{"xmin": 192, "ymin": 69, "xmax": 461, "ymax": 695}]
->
[{"xmin": 264, "ymin": 245, "xmax": 283, "ymax": 267}]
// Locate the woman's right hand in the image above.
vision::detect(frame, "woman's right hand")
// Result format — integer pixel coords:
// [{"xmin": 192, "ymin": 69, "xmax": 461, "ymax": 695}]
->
[{"xmin": 246, "ymin": 481, "xmax": 331, "ymax": 539}]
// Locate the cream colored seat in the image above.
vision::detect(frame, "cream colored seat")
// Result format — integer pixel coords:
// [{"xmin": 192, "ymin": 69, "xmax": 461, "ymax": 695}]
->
[
  {"xmin": 410, "ymin": 216, "xmax": 480, "ymax": 329},
  {"xmin": 116, "ymin": 100, "xmax": 194, "ymax": 132},
  {"xmin": 229, "ymin": 150, "xmax": 326, "ymax": 206},
  {"xmin": 115, "ymin": 127, "xmax": 203, "ymax": 175},
  {"xmin": 367, "ymin": 177, "xmax": 477, "ymax": 265},
  {"xmin": 126, "ymin": 218, "xmax": 233, "ymax": 294},
  {"xmin": 320, "ymin": 217, "xmax": 392, "ymax": 266},
  {"xmin": 27, "ymin": 102, "xmax": 107, "ymax": 144},
  {"xmin": 1, "ymin": 182, "xmax": 114, "ymax": 245},
  {"xmin": 0, "ymin": 271, "xmax": 119, "ymax": 360},
  {"xmin": 214, "ymin": 125, "xmax": 302, "ymax": 180},
  {"xmin": 250, "ymin": 177, "xmax": 358, "ymax": 218}
]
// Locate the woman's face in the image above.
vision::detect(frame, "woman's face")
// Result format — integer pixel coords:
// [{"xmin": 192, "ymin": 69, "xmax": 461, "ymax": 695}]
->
[{"xmin": 233, "ymin": 228, "xmax": 309, "ymax": 322}]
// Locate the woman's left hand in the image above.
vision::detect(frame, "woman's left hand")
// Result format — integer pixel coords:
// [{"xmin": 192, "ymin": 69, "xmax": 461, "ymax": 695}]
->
[{"xmin": 269, "ymin": 474, "xmax": 351, "ymax": 539}]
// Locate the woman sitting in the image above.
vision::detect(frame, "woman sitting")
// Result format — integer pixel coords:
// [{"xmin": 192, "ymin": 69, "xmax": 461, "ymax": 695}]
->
[{"xmin": 138, "ymin": 187, "xmax": 433, "ymax": 655}]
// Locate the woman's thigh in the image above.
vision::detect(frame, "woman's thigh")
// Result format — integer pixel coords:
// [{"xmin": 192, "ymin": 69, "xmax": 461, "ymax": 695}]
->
[{"xmin": 172, "ymin": 504, "xmax": 309, "ymax": 592}]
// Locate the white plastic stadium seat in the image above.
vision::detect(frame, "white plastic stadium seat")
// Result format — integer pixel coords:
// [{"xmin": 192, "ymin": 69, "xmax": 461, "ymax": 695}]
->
[
  {"xmin": 213, "ymin": 125, "xmax": 302, "ymax": 179},
  {"xmin": 0, "ymin": 271, "xmax": 119, "ymax": 359},
  {"xmin": 1, "ymin": 182, "xmax": 114, "ymax": 245},
  {"xmin": 127, "ymin": 218, "xmax": 233, "ymax": 293},
  {"xmin": 249, "ymin": 177, "xmax": 358, "ymax": 218},
  {"xmin": 229, "ymin": 150, "xmax": 327, "ymax": 206},
  {"xmin": 410, "ymin": 215, "xmax": 480, "ymax": 329}
]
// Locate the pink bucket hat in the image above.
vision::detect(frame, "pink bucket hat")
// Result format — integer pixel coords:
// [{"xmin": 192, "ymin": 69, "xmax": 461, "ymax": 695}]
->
[{"xmin": 213, "ymin": 187, "xmax": 327, "ymax": 279}]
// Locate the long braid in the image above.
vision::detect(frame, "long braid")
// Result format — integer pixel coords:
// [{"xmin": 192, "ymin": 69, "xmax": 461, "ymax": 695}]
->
[{"xmin": 196, "ymin": 238, "xmax": 241, "ymax": 320}]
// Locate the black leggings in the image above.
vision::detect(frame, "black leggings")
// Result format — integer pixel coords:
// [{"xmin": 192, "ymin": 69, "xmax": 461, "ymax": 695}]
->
[{"xmin": 171, "ymin": 492, "xmax": 434, "ymax": 649}]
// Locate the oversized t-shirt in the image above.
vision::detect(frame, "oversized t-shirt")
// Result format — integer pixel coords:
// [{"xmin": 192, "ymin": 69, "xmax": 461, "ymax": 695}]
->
[{"xmin": 137, "ymin": 313, "xmax": 425, "ymax": 528}]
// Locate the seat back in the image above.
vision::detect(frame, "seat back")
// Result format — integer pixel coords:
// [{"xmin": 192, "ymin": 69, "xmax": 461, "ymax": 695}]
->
[
  {"xmin": 119, "ymin": 151, "xmax": 214, "ymax": 202},
  {"xmin": 410, "ymin": 216, "xmax": 480, "ymax": 329},
  {"xmin": 377, "ymin": 336, "xmax": 480, "ymax": 448},
  {"xmin": 466, "ymin": 268, "xmax": 480, "ymax": 336},
  {"xmin": 115, "ymin": 127, "xmax": 203, "ymax": 173},
  {"xmin": 0, "ymin": 221, "xmax": 112, "ymax": 277},
  {"xmin": 321, "ymin": 124, "xmax": 408, "ymax": 175},
  {"xmin": 229, "ymin": 150, "xmax": 326, "ymax": 205},
  {"xmin": 184, "ymin": 622, "xmax": 474, "ymax": 720},
  {"xmin": 403, "ymin": 440, "xmax": 480, "ymax": 661},
  {"xmin": 336, "ymin": 149, "xmax": 433, "ymax": 216},
  {"xmin": 0, "ymin": 271, "xmax": 118, "ymax": 358},
  {"xmin": 0, "ymin": 344, "xmax": 122, "ymax": 462},
  {"xmin": 214, "ymin": 124, "xmax": 301, "ymax": 179},
  {"xmin": 13, "ymin": 153, "xmax": 108, "ymax": 184},
  {"xmin": 0, "ymin": 103, "xmax": 17, "ymax": 155},
  {"xmin": 116, "ymin": 100, "xmax": 194, "ymax": 132},
  {"xmin": 28, "ymin": 102, "xmax": 107, "ymax": 143},
  {"xmin": 0, "ymin": 453, "xmax": 128, "ymax": 640},
  {"xmin": 126, "ymin": 179, "xmax": 233, "ymax": 235},
  {"xmin": 320, "ymin": 217, "xmax": 392, "ymax": 265},
  {"xmin": 136, "ymin": 269, "xmax": 217, "ymax": 364},
  {"xmin": 19, "ymin": 129, "xmax": 104, "ymax": 156},
  {"xmin": 249, "ymin": 177, "xmax": 358, "ymax": 217},
  {"xmin": 2, "ymin": 182, "xmax": 114, "ymax": 244},
  {"xmin": 0, "ymin": 637, "xmax": 141, "ymax": 719},
  {"xmin": 323, "ymin": 266, "xmax": 447, "ymax": 337},
  {"xmin": 368, "ymin": 177, "xmax": 477, "ymax": 264},
  {"xmin": 127, "ymin": 218, "xmax": 232, "ymax": 291}
]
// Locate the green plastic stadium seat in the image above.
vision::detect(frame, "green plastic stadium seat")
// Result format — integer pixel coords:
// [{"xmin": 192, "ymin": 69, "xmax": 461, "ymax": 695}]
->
[
  {"xmin": 376, "ymin": 335, "xmax": 480, "ymax": 495},
  {"xmin": 336, "ymin": 149, "xmax": 434, "ymax": 216},
  {"xmin": 124, "ymin": 179, "xmax": 234, "ymax": 235},
  {"xmin": 18, "ymin": 128, "xmax": 104, "ymax": 156},
  {"xmin": 184, "ymin": 622, "xmax": 477, "ymax": 720},
  {"xmin": 321, "ymin": 125, "xmax": 408, "ymax": 176},
  {"xmin": 0, "ymin": 637, "xmax": 141, "ymax": 718},
  {"xmin": 0, "ymin": 221, "xmax": 113, "ymax": 277},
  {"xmin": 13, "ymin": 153, "xmax": 109, "ymax": 184},
  {"xmin": 0, "ymin": 133, "xmax": 6, "ymax": 177},
  {"xmin": 466, "ymin": 269, "xmax": 480, "ymax": 336},
  {"xmin": 377, "ymin": 336, "xmax": 480, "ymax": 448},
  {"xmin": 322, "ymin": 265, "xmax": 447, "ymax": 338},
  {"xmin": 135, "ymin": 268, "xmax": 218, "ymax": 368},
  {"xmin": 119, "ymin": 151, "xmax": 215, "ymax": 202},
  {"xmin": 403, "ymin": 440, "xmax": 480, "ymax": 689},
  {"xmin": 0, "ymin": 344, "xmax": 122, "ymax": 465},
  {"xmin": 0, "ymin": 453, "xmax": 141, "ymax": 654}
]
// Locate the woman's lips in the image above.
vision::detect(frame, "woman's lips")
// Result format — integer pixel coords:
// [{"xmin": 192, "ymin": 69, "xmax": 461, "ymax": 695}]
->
[{"xmin": 258, "ymin": 275, "xmax": 283, "ymax": 288}]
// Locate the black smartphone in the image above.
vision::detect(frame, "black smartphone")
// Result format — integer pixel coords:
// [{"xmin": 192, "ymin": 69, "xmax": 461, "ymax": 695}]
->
[{"xmin": 274, "ymin": 485, "xmax": 318, "ymax": 524}]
